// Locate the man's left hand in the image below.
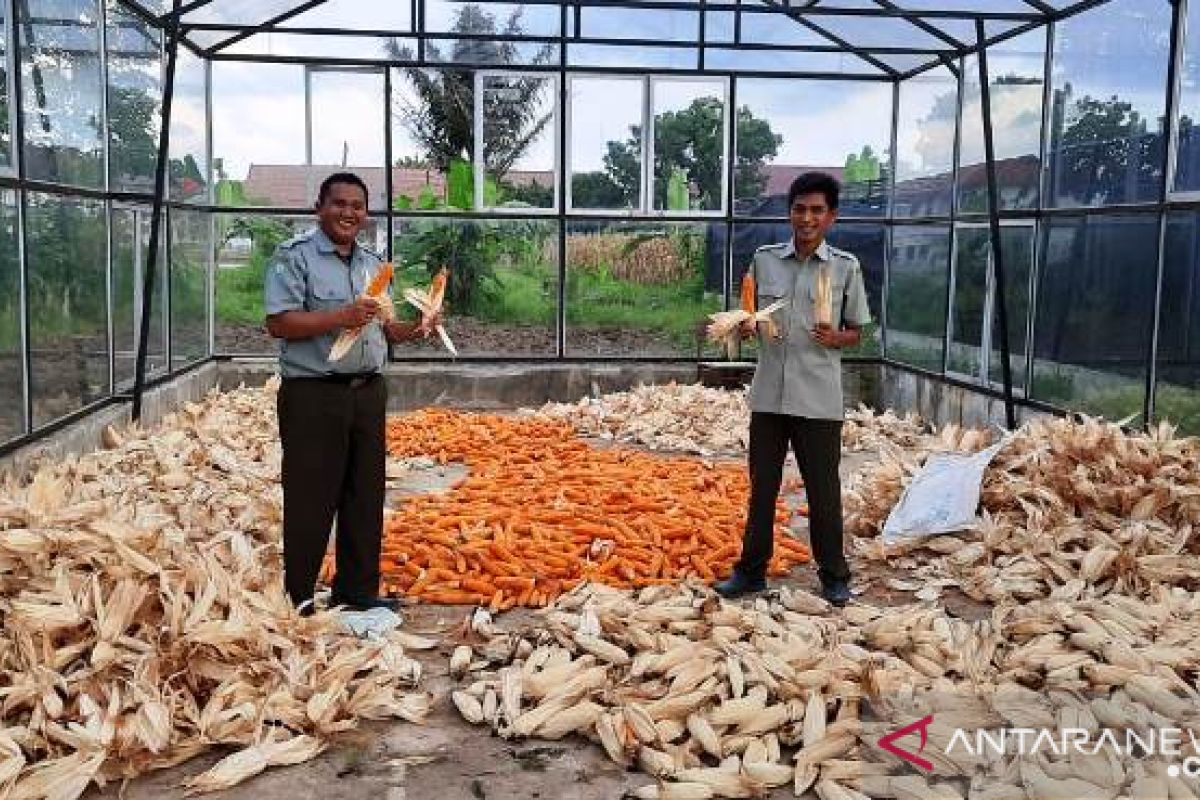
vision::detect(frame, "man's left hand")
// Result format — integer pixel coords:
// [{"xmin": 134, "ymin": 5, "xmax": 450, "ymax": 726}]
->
[
  {"xmin": 418, "ymin": 310, "xmax": 444, "ymax": 336},
  {"xmin": 810, "ymin": 322, "xmax": 843, "ymax": 348}
]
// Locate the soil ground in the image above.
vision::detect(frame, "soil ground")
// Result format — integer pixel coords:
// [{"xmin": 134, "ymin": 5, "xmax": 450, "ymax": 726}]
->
[{"xmin": 90, "ymin": 432, "xmax": 978, "ymax": 800}]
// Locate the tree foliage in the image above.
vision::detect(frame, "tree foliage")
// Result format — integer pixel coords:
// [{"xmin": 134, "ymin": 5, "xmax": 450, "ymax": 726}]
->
[{"xmin": 387, "ymin": 4, "xmax": 554, "ymax": 177}]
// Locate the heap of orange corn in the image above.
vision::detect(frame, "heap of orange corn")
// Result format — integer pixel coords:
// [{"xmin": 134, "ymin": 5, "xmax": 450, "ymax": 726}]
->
[{"xmin": 379, "ymin": 409, "xmax": 810, "ymax": 608}]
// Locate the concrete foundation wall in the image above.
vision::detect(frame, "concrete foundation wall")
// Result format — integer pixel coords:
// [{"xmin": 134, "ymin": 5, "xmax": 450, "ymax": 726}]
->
[
  {"xmin": 0, "ymin": 362, "xmax": 222, "ymax": 478},
  {"xmin": 877, "ymin": 364, "xmax": 1053, "ymax": 429},
  {"xmin": 4, "ymin": 357, "xmax": 1039, "ymax": 479}
]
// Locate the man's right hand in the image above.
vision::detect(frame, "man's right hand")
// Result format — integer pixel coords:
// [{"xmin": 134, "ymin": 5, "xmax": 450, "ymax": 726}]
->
[
  {"xmin": 340, "ymin": 297, "xmax": 379, "ymax": 328},
  {"xmin": 739, "ymin": 318, "xmax": 757, "ymax": 340}
]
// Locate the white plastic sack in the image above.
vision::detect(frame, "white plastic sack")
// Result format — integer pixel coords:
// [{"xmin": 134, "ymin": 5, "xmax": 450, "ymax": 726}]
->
[
  {"xmin": 339, "ymin": 606, "xmax": 404, "ymax": 639},
  {"xmin": 882, "ymin": 438, "xmax": 1009, "ymax": 543}
]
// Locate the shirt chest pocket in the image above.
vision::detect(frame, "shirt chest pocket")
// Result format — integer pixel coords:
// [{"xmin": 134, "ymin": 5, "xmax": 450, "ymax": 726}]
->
[
  {"xmin": 308, "ymin": 272, "xmax": 352, "ymax": 311},
  {"xmin": 756, "ymin": 279, "xmax": 792, "ymax": 340}
]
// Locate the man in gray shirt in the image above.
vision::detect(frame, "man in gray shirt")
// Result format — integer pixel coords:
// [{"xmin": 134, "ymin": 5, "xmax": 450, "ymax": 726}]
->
[
  {"xmin": 264, "ymin": 172, "xmax": 436, "ymax": 613},
  {"xmin": 715, "ymin": 172, "xmax": 871, "ymax": 606}
]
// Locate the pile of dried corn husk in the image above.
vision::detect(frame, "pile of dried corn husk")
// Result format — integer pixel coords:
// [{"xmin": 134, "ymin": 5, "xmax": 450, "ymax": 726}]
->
[
  {"xmin": 846, "ymin": 415, "xmax": 1200, "ymax": 603},
  {"xmin": 529, "ymin": 385, "xmax": 928, "ymax": 457},
  {"xmin": 0, "ymin": 381, "xmax": 431, "ymax": 798},
  {"xmin": 447, "ymin": 581, "xmax": 1200, "ymax": 799}
]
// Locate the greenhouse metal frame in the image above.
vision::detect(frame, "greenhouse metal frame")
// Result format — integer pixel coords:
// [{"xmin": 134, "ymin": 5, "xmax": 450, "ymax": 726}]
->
[{"xmin": 0, "ymin": 0, "xmax": 1197, "ymax": 457}]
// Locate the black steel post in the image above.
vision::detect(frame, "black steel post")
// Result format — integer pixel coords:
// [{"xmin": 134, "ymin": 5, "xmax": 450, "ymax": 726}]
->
[
  {"xmin": 976, "ymin": 20, "xmax": 1016, "ymax": 429},
  {"xmin": 132, "ymin": 0, "xmax": 182, "ymax": 421}
]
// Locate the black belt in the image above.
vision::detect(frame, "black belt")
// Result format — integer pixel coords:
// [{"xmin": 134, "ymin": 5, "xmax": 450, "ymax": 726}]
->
[{"xmin": 316, "ymin": 372, "xmax": 379, "ymax": 389}]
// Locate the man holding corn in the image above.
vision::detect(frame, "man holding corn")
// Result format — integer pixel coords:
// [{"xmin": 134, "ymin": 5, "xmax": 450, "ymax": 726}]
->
[
  {"xmin": 715, "ymin": 172, "xmax": 871, "ymax": 606},
  {"xmin": 264, "ymin": 172, "xmax": 437, "ymax": 614}
]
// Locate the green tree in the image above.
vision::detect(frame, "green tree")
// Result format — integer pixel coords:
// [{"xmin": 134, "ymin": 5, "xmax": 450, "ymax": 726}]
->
[
  {"xmin": 387, "ymin": 5, "xmax": 553, "ymax": 178},
  {"xmin": 843, "ymin": 146, "xmax": 881, "ymax": 184},
  {"xmin": 600, "ymin": 101, "xmax": 781, "ymax": 209}
]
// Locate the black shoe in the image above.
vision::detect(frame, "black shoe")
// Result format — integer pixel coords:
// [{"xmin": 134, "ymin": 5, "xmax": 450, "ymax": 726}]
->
[
  {"xmin": 330, "ymin": 594, "xmax": 401, "ymax": 613},
  {"xmin": 713, "ymin": 571, "xmax": 767, "ymax": 599},
  {"xmin": 821, "ymin": 579, "xmax": 852, "ymax": 607}
]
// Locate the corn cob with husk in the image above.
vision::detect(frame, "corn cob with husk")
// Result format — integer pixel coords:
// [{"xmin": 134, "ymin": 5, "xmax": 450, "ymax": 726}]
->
[
  {"xmin": 0, "ymin": 380, "xmax": 431, "ymax": 798},
  {"xmin": 328, "ymin": 261, "xmax": 395, "ymax": 362},
  {"xmin": 814, "ymin": 264, "xmax": 833, "ymax": 327},
  {"xmin": 402, "ymin": 265, "xmax": 457, "ymax": 356},
  {"xmin": 444, "ymin": 573, "xmax": 1200, "ymax": 800},
  {"xmin": 706, "ymin": 273, "xmax": 787, "ymax": 357}
]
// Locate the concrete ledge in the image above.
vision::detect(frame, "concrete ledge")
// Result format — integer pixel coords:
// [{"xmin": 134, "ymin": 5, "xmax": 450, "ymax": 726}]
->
[
  {"xmin": 1, "ymin": 362, "xmax": 222, "ymax": 478},
  {"xmin": 877, "ymin": 363, "xmax": 1053, "ymax": 430}
]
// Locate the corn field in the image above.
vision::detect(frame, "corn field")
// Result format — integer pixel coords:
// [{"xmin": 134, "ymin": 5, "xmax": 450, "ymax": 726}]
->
[{"xmin": 559, "ymin": 232, "xmax": 704, "ymax": 286}]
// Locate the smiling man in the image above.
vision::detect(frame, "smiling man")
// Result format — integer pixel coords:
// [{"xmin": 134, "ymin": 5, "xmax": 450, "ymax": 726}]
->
[
  {"xmin": 714, "ymin": 172, "xmax": 872, "ymax": 606},
  {"xmin": 264, "ymin": 172, "xmax": 434, "ymax": 614}
]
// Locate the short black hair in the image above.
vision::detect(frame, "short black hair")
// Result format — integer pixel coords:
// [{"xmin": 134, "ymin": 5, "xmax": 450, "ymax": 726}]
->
[
  {"xmin": 787, "ymin": 172, "xmax": 840, "ymax": 211},
  {"xmin": 317, "ymin": 172, "xmax": 369, "ymax": 207}
]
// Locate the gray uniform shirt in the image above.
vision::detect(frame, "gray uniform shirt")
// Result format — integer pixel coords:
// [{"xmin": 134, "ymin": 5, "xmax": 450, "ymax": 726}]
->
[
  {"xmin": 263, "ymin": 227, "xmax": 389, "ymax": 378},
  {"xmin": 749, "ymin": 239, "xmax": 872, "ymax": 420}
]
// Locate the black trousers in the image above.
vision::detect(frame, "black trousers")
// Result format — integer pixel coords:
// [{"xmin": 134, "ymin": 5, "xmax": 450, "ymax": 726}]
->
[
  {"xmin": 277, "ymin": 375, "xmax": 386, "ymax": 606},
  {"xmin": 735, "ymin": 411, "xmax": 851, "ymax": 586}
]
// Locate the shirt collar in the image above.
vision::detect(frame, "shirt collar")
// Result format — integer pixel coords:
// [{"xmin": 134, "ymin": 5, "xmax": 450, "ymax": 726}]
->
[
  {"xmin": 313, "ymin": 227, "xmax": 356, "ymax": 259},
  {"xmin": 781, "ymin": 239, "xmax": 832, "ymax": 262}
]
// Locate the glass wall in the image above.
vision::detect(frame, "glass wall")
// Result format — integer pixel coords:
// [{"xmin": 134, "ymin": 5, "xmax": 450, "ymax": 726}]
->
[
  {"xmin": 4, "ymin": 0, "xmax": 1200, "ymax": 451},
  {"xmin": 1045, "ymin": 0, "xmax": 1171, "ymax": 208},
  {"xmin": 25, "ymin": 192, "xmax": 108, "ymax": 428},
  {"xmin": 1158, "ymin": 212, "xmax": 1200, "ymax": 434},
  {"xmin": 0, "ymin": 192, "xmax": 21, "ymax": 443}
]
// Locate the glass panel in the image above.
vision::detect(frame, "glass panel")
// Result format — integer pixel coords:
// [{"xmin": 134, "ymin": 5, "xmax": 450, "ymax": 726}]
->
[
  {"xmin": 894, "ymin": 67, "xmax": 957, "ymax": 218},
  {"xmin": 212, "ymin": 63, "xmax": 305, "ymax": 207},
  {"xmin": 579, "ymin": 7, "xmax": 697, "ymax": 41},
  {"xmin": 169, "ymin": 50, "xmax": 208, "ymax": 203},
  {"xmin": 988, "ymin": 226, "xmax": 1034, "ymax": 391},
  {"xmin": 1157, "ymin": 212, "xmax": 1200, "ymax": 435},
  {"xmin": 730, "ymin": 221, "xmax": 885, "ymax": 357},
  {"xmin": 170, "ymin": 209, "xmax": 209, "ymax": 368},
  {"xmin": 736, "ymin": 11, "xmax": 826, "ymax": 46},
  {"xmin": 1046, "ymin": 0, "xmax": 1171, "ymax": 207},
  {"xmin": 813, "ymin": 13, "xmax": 949, "ymax": 49},
  {"xmin": 0, "ymin": 1, "xmax": 12, "ymax": 170},
  {"xmin": 111, "ymin": 206, "xmax": 166, "ymax": 388},
  {"xmin": 310, "ymin": 70, "xmax": 386, "ymax": 208},
  {"xmin": 886, "ymin": 224, "xmax": 950, "ymax": 371},
  {"xmin": 427, "ymin": 38, "xmax": 558, "ymax": 66},
  {"xmin": 1031, "ymin": 214, "xmax": 1158, "ymax": 421},
  {"xmin": 183, "ymin": 0, "xmax": 302, "ymax": 26},
  {"xmin": 565, "ymin": 220, "xmax": 722, "ymax": 357},
  {"xmin": 948, "ymin": 227, "xmax": 988, "ymax": 378},
  {"xmin": 19, "ymin": 0, "xmax": 104, "ymax": 187},
  {"xmin": 569, "ymin": 77, "xmax": 642, "ymax": 211},
  {"xmin": 424, "ymin": 1, "xmax": 561, "ymax": 38},
  {"xmin": 735, "ymin": 78, "xmax": 891, "ymax": 216},
  {"xmin": 703, "ymin": 48, "xmax": 886, "ymax": 76},
  {"xmin": 958, "ymin": 29, "xmax": 1045, "ymax": 213},
  {"xmin": 280, "ymin": 0, "xmax": 411, "ymax": 31},
  {"xmin": 391, "ymin": 217, "xmax": 558, "ymax": 357},
  {"xmin": 704, "ymin": 11, "xmax": 734, "ymax": 44},
  {"xmin": 1175, "ymin": 0, "xmax": 1200, "ymax": 193},
  {"xmin": 225, "ymin": 33, "xmax": 409, "ymax": 59},
  {"xmin": 901, "ymin": 0, "xmax": 1034, "ymax": 10},
  {"xmin": 26, "ymin": 192, "xmax": 108, "ymax": 428},
  {"xmin": 652, "ymin": 79, "xmax": 725, "ymax": 213},
  {"xmin": 214, "ymin": 214, "xmax": 320, "ymax": 355},
  {"xmin": 568, "ymin": 44, "xmax": 695, "ymax": 70},
  {"xmin": 0, "ymin": 191, "xmax": 21, "ymax": 443},
  {"xmin": 391, "ymin": 67, "xmax": 475, "ymax": 211},
  {"xmin": 106, "ymin": 0, "xmax": 160, "ymax": 194},
  {"xmin": 947, "ymin": 225, "xmax": 1034, "ymax": 390},
  {"xmin": 480, "ymin": 74, "xmax": 556, "ymax": 211}
]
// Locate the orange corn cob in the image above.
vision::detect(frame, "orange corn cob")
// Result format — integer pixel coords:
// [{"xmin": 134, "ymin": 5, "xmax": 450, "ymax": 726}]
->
[
  {"xmin": 429, "ymin": 266, "xmax": 449, "ymax": 309},
  {"xmin": 740, "ymin": 272, "xmax": 756, "ymax": 314},
  {"xmin": 366, "ymin": 262, "xmax": 394, "ymax": 297}
]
